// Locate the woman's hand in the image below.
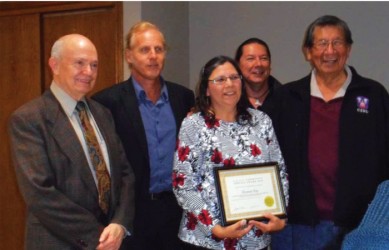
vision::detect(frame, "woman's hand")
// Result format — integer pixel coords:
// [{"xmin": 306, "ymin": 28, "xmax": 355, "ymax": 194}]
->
[
  {"xmin": 212, "ymin": 220, "xmax": 254, "ymax": 239},
  {"xmin": 248, "ymin": 213, "xmax": 286, "ymax": 234}
]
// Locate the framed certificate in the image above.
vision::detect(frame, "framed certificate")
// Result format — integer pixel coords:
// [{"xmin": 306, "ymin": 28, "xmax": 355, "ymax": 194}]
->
[{"xmin": 213, "ymin": 162, "xmax": 287, "ymax": 226}]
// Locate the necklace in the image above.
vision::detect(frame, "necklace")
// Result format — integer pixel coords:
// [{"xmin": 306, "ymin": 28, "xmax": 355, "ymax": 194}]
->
[{"xmin": 249, "ymin": 88, "xmax": 269, "ymax": 107}]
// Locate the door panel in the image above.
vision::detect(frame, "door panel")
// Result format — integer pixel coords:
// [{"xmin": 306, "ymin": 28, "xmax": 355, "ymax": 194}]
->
[
  {"xmin": 0, "ymin": 13, "xmax": 41, "ymax": 249},
  {"xmin": 0, "ymin": 3, "xmax": 123, "ymax": 249},
  {"xmin": 42, "ymin": 5, "xmax": 123, "ymax": 94}
]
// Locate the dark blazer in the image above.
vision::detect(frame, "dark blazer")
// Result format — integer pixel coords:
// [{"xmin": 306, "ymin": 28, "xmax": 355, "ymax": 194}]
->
[
  {"xmin": 268, "ymin": 66, "xmax": 389, "ymax": 229},
  {"xmin": 9, "ymin": 90, "xmax": 135, "ymax": 249},
  {"xmin": 92, "ymin": 78, "xmax": 195, "ymax": 201}
]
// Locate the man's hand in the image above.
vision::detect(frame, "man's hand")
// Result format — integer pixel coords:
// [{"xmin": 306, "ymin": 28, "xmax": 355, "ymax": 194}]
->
[{"xmin": 96, "ymin": 223, "xmax": 125, "ymax": 250}]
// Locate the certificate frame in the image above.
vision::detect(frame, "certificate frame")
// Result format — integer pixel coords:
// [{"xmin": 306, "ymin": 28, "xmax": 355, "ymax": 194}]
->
[{"xmin": 213, "ymin": 162, "xmax": 287, "ymax": 226}]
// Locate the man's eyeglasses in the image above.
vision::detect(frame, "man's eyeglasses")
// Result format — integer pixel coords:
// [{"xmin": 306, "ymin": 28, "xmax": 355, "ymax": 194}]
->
[
  {"xmin": 313, "ymin": 39, "xmax": 346, "ymax": 51},
  {"xmin": 208, "ymin": 74, "xmax": 242, "ymax": 85}
]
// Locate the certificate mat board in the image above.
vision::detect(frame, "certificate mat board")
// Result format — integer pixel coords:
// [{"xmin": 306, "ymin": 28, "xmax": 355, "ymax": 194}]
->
[{"xmin": 213, "ymin": 162, "xmax": 287, "ymax": 226}]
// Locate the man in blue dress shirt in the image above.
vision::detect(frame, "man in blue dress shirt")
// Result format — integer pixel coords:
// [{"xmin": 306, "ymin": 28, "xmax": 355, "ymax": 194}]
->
[{"xmin": 93, "ymin": 21, "xmax": 195, "ymax": 250}]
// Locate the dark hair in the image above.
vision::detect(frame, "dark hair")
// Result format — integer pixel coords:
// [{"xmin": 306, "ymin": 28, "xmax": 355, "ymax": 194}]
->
[
  {"xmin": 235, "ymin": 37, "xmax": 271, "ymax": 62},
  {"xmin": 195, "ymin": 55, "xmax": 252, "ymax": 124},
  {"xmin": 303, "ymin": 15, "xmax": 353, "ymax": 48}
]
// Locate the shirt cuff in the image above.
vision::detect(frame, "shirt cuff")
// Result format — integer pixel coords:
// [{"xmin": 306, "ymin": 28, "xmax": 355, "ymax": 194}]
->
[{"xmin": 120, "ymin": 225, "xmax": 131, "ymax": 238}]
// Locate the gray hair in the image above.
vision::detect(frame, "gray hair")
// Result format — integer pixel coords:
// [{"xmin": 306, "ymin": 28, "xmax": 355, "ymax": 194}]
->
[
  {"xmin": 303, "ymin": 15, "xmax": 353, "ymax": 49},
  {"xmin": 50, "ymin": 39, "xmax": 64, "ymax": 59}
]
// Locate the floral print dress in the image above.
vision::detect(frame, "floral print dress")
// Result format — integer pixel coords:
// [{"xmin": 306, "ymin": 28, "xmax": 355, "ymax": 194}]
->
[{"xmin": 173, "ymin": 109, "xmax": 288, "ymax": 250}]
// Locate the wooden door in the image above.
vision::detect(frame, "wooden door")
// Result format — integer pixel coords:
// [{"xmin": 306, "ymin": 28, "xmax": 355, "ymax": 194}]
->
[
  {"xmin": 0, "ymin": 2, "xmax": 123, "ymax": 249},
  {"xmin": 41, "ymin": 3, "xmax": 123, "ymax": 93},
  {"xmin": 0, "ymin": 13, "xmax": 41, "ymax": 249}
]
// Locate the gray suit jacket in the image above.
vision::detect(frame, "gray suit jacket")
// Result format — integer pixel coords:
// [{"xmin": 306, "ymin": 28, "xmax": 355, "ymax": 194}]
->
[{"xmin": 9, "ymin": 90, "xmax": 135, "ymax": 249}]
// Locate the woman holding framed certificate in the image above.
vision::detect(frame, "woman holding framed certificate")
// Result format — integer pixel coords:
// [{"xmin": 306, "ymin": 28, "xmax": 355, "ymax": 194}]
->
[{"xmin": 173, "ymin": 56, "xmax": 289, "ymax": 250}]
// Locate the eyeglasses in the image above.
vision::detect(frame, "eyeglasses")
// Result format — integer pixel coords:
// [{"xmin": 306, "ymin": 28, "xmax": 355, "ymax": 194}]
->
[
  {"xmin": 208, "ymin": 74, "xmax": 242, "ymax": 85},
  {"xmin": 313, "ymin": 39, "xmax": 346, "ymax": 51}
]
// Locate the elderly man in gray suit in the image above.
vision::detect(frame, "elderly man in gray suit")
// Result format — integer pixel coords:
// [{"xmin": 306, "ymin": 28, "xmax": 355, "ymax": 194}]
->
[{"xmin": 8, "ymin": 34, "xmax": 135, "ymax": 249}]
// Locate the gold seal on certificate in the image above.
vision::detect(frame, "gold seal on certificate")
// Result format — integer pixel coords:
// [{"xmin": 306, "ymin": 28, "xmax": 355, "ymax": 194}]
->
[
  {"xmin": 264, "ymin": 196, "xmax": 275, "ymax": 207},
  {"xmin": 213, "ymin": 162, "xmax": 287, "ymax": 226}
]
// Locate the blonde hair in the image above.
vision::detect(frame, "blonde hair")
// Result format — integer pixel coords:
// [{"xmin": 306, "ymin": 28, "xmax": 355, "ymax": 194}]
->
[{"xmin": 125, "ymin": 21, "xmax": 166, "ymax": 49}]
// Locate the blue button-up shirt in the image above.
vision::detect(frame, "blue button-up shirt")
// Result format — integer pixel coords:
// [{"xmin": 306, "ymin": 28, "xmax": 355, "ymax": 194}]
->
[{"xmin": 133, "ymin": 78, "xmax": 177, "ymax": 193}]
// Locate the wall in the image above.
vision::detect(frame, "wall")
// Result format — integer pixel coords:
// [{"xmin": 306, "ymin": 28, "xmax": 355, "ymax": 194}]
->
[
  {"xmin": 123, "ymin": 1, "xmax": 190, "ymax": 86},
  {"xmin": 142, "ymin": 2, "xmax": 190, "ymax": 86},
  {"xmin": 123, "ymin": 1, "xmax": 141, "ymax": 80},
  {"xmin": 189, "ymin": 2, "xmax": 389, "ymax": 90},
  {"xmin": 123, "ymin": 2, "xmax": 389, "ymax": 91}
]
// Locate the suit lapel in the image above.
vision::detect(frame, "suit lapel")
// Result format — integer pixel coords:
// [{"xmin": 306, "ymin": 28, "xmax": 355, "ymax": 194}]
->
[
  {"xmin": 167, "ymin": 82, "xmax": 185, "ymax": 135},
  {"xmin": 117, "ymin": 80, "xmax": 185, "ymax": 160},
  {"xmin": 120, "ymin": 79, "xmax": 149, "ymax": 158},
  {"xmin": 43, "ymin": 91, "xmax": 99, "ymax": 199},
  {"xmin": 166, "ymin": 82, "xmax": 180, "ymax": 132}
]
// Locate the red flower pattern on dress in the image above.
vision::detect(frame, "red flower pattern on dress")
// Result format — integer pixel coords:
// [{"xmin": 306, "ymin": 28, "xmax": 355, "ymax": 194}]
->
[
  {"xmin": 255, "ymin": 228, "xmax": 263, "ymax": 237},
  {"xmin": 178, "ymin": 145, "xmax": 190, "ymax": 161},
  {"xmin": 250, "ymin": 144, "xmax": 261, "ymax": 157},
  {"xmin": 186, "ymin": 212, "xmax": 198, "ymax": 230},
  {"xmin": 172, "ymin": 172, "xmax": 185, "ymax": 188},
  {"xmin": 223, "ymin": 157, "xmax": 235, "ymax": 167},
  {"xmin": 211, "ymin": 149, "xmax": 223, "ymax": 164},
  {"xmin": 224, "ymin": 238, "xmax": 238, "ymax": 250},
  {"xmin": 198, "ymin": 209, "xmax": 212, "ymax": 226},
  {"xmin": 205, "ymin": 115, "xmax": 220, "ymax": 129}
]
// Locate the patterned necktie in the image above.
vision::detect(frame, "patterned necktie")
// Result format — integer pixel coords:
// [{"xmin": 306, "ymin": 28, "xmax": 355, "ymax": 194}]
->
[{"xmin": 76, "ymin": 101, "xmax": 111, "ymax": 214}]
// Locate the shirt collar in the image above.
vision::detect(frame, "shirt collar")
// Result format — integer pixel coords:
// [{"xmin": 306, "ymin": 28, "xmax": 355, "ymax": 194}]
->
[
  {"xmin": 50, "ymin": 81, "xmax": 86, "ymax": 117},
  {"xmin": 310, "ymin": 65, "xmax": 352, "ymax": 99},
  {"xmin": 132, "ymin": 77, "xmax": 169, "ymax": 102}
]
